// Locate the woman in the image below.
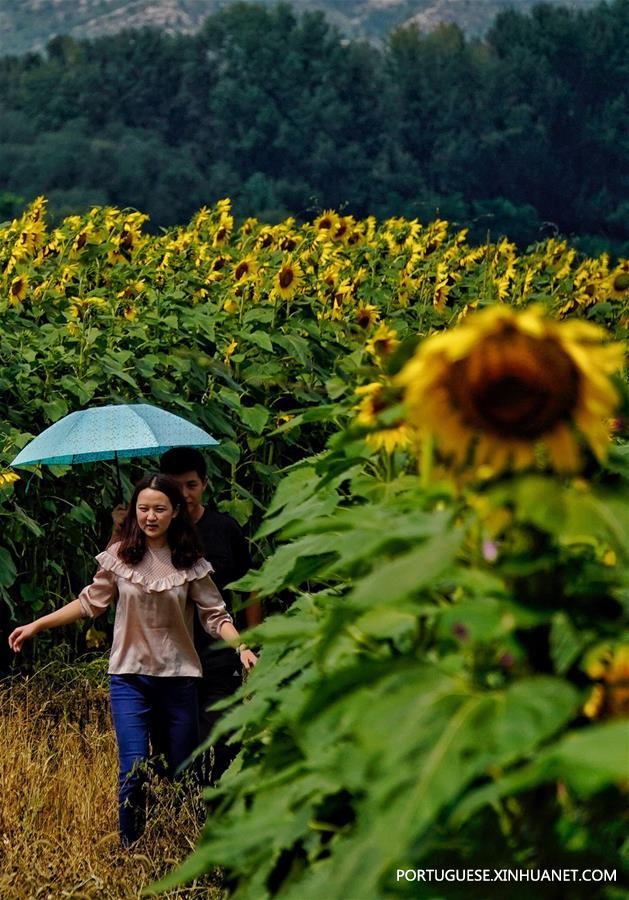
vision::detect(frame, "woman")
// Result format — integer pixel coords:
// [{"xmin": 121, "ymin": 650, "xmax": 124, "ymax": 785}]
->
[{"xmin": 8, "ymin": 473, "xmax": 257, "ymax": 846}]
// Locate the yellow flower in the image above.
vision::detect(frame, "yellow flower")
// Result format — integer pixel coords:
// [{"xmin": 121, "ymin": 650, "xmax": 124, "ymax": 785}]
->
[
  {"xmin": 115, "ymin": 217, "xmax": 146, "ymax": 258},
  {"xmin": 313, "ymin": 210, "xmax": 339, "ymax": 240},
  {"xmin": 355, "ymin": 304, "xmax": 379, "ymax": 329},
  {"xmin": 240, "ymin": 217, "xmax": 259, "ymax": 236},
  {"xmin": 355, "ymin": 383, "xmax": 414, "ymax": 454},
  {"xmin": 116, "ymin": 280, "xmax": 145, "ymax": 300},
  {"xmin": 0, "ymin": 471, "xmax": 19, "ymax": 488},
  {"xmin": 604, "ymin": 261, "xmax": 629, "ymax": 299},
  {"xmin": 85, "ymin": 626, "xmax": 107, "ymax": 649},
  {"xmin": 384, "ymin": 218, "xmax": 422, "ymax": 254},
  {"xmin": 583, "ymin": 645, "xmax": 629, "ymax": 720},
  {"xmin": 223, "ymin": 297, "xmax": 239, "ymax": 315},
  {"xmin": 233, "ymin": 257, "xmax": 258, "ymax": 282},
  {"xmin": 224, "ymin": 340, "xmax": 238, "ymax": 365},
  {"xmin": 212, "ymin": 214, "xmax": 233, "ymax": 248},
  {"xmin": 71, "ymin": 222, "xmax": 99, "ymax": 255},
  {"xmin": 273, "ymin": 259, "xmax": 303, "ymax": 300},
  {"xmin": 433, "ymin": 263, "xmax": 459, "ymax": 310},
  {"xmin": 331, "ymin": 215, "xmax": 355, "ymax": 244},
  {"xmin": 397, "ymin": 305, "xmax": 624, "ymax": 474},
  {"xmin": 9, "ymin": 274, "xmax": 28, "ymax": 305},
  {"xmin": 365, "ymin": 323, "xmax": 400, "ymax": 360}
]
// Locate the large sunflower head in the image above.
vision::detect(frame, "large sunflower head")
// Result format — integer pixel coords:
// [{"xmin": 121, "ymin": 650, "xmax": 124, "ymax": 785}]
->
[{"xmin": 396, "ymin": 305, "xmax": 624, "ymax": 474}]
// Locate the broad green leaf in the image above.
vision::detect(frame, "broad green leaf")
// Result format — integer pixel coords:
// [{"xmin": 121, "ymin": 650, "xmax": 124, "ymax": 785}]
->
[
  {"xmin": 243, "ymin": 330, "xmax": 273, "ymax": 353},
  {"xmin": 349, "ymin": 528, "xmax": 464, "ymax": 607},
  {"xmin": 213, "ymin": 441, "xmax": 241, "ymax": 464},
  {"xmin": 68, "ymin": 500, "xmax": 95, "ymax": 526},
  {"xmin": 217, "ymin": 497, "xmax": 252, "ymax": 526},
  {"xmin": 452, "ymin": 720, "xmax": 629, "ymax": 826},
  {"xmin": 550, "ymin": 611, "xmax": 590, "ymax": 674},
  {"xmin": 0, "ymin": 546, "xmax": 17, "ymax": 587},
  {"xmin": 42, "ymin": 398, "xmax": 68, "ymax": 422},
  {"xmin": 239, "ymin": 404, "xmax": 269, "ymax": 435}
]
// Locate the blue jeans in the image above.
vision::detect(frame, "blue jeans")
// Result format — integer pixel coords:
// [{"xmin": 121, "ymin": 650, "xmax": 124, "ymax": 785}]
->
[{"xmin": 109, "ymin": 674, "xmax": 199, "ymax": 846}]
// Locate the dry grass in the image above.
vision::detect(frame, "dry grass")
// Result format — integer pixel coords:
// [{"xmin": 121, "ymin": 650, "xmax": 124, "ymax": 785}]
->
[{"xmin": 0, "ymin": 661, "xmax": 222, "ymax": 899}]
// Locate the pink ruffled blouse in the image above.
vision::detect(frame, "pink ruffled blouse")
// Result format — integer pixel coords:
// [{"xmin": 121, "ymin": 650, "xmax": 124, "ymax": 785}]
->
[{"xmin": 77, "ymin": 542, "xmax": 233, "ymax": 677}]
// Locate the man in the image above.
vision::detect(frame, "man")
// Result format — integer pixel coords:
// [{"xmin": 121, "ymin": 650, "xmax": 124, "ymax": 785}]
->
[{"xmin": 111, "ymin": 446, "xmax": 261, "ymax": 783}]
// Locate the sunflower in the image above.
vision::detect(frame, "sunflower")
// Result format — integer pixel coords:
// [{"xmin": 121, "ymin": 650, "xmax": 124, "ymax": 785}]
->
[
  {"xmin": 355, "ymin": 304, "xmax": 379, "ymax": 329},
  {"xmin": 396, "ymin": 305, "xmax": 624, "ymax": 474},
  {"xmin": 9, "ymin": 274, "xmax": 28, "ymax": 305},
  {"xmin": 332, "ymin": 215, "xmax": 355, "ymax": 244},
  {"xmin": 605, "ymin": 261, "xmax": 629, "ymax": 299},
  {"xmin": 240, "ymin": 217, "xmax": 259, "ymax": 236},
  {"xmin": 313, "ymin": 210, "xmax": 339, "ymax": 240},
  {"xmin": 273, "ymin": 259, "xmax": 303, "ymax": 300},
  {"xmin": 365, "ymin": 323, "xmax": 400, "ymax": 360},
  {"xmin": 0, "ymin": 471, "xmax": 19, "ymax": 488},
  {"xmin": 355, "ymin": 383, "xmax": 414, "ymax": 454},
  {"xmin": 212, "ymin": 214, "xmax": 233, "ymax": 248},
  {"xmin": 224, "ymin": 340, "xmax": 238, "ymax": 366},
  {"xmin": 233, "ymin": 256, "xmax": 258, "ymax": 282},
  {"xmin": 583, "ymin": 644, "xmax": 629, "ymax": 720}
]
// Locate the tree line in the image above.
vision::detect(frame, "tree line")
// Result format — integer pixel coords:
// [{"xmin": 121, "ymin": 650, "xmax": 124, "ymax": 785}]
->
[{"xmin": 0, "ymin": 0, "xmax": 627, "ymax": 250}]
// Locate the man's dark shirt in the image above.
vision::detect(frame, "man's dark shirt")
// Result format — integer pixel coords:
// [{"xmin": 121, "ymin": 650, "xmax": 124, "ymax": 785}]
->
[{"xmin": 193, "ymin": 505, "xmax": 251, "ymax": 660}]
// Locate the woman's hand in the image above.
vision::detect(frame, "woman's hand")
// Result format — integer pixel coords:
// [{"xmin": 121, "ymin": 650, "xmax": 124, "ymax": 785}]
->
[
  {"xmin": 8, "ymin": 622, "xmax": 38, "ymax": 652},
  {"xmin": 239, "ymin": 647, "xmax": 258, "ymax": 671}
]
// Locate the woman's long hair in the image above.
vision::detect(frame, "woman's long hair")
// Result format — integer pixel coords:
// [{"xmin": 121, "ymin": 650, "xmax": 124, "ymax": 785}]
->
[{"xmin": 117, "ymin": 473, "xmax": 202, "ymax": 569}]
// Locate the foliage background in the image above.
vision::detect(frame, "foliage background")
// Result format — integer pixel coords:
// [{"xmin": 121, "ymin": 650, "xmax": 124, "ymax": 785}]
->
[{"xmin": 0, "ymin": 1, "xmax": 628, "ymax": 253}]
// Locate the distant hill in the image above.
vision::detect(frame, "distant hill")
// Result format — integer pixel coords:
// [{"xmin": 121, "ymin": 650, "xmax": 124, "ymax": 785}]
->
[{"xmin": 0, "ymin": 0, "xmax": 602, "ymax": 56}]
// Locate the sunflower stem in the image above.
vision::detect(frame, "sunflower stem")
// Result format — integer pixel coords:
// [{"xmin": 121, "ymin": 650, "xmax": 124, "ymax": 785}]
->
[{"xmin": 420, "ymin": 433, "xmax": 434, "ymax": 489}]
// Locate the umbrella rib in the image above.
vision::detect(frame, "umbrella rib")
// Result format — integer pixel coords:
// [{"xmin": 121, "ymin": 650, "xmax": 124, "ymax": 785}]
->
[{"xmin": 125, "ymin": 405, "xmax": 160, "ymax": 449}]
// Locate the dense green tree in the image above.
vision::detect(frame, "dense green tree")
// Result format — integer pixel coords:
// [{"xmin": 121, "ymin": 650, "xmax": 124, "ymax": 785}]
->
[{"xmin": 0, "ymin": 0, "xmax": 626, "ymax": 248}]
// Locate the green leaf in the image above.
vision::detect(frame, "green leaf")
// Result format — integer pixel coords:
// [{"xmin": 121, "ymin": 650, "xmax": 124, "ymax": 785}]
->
[
  {"xmin": 217, "ymin": 497, "xmax": 252, "ymax": 526},
  {"xmin": 42, "ymin": 398, "xmax": 68, "ymax": 423},
  {"xmin": 243, "ymin": 330, "xmax": 274, "ymax": 353},
  {"xmin": 214, "ymin": 441, "xmax": 241, "ymax": 464},
  {"xmin": 68, "ymin": 500, "xmax": 95, "ymax": 526},
  {"xmin": 550, "ymin": 612, "xmax": 589, "ymax": 674},
  {"xmin": 239, "ymin": 404, "xmax": 269, "ymax": 435},
  {"xmin": 273, "ymin": 334, "xmax": 312, "ymax": 367},
  {"xmin": 0, "ymin": 546, "xmax": 17, "ymax": 587},
  {"xmin": 453, "ymin": 720, "xmax": 629, "ymax": 825},
  {"xmin": 256, "ymin": 492, "xmax": 339, "ymax": 539},
  {"xmin": 349, "ymin": 528, "xmax": 464, "ymax": 607}
]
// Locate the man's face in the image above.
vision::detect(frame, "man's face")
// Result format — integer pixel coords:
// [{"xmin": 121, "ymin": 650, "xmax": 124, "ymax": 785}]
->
[{"xmin": 169, "ymin": 470, "xmax": 207, "ymax": 518}]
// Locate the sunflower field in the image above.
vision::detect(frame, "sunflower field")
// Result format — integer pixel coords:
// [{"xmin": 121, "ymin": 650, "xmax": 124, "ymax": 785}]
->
[{"xmin": 2, "ymin": 197, "xmax": 629, "ymax": 897}]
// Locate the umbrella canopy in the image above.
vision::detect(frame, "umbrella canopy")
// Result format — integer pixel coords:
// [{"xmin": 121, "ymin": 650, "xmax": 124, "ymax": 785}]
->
[{"xmin": 11, "ymin": 403, "xmax": 218, "ymax": 467}]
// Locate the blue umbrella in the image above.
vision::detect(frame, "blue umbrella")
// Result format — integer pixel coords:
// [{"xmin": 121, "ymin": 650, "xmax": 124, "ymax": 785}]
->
[{"xmin": 11, "ymin": 403, "xmax": 218, "ymax": 499}]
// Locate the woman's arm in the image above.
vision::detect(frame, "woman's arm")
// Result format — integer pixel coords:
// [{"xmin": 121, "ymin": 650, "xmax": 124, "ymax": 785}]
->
[
  {"xmin": 8, "ymin": 598, "xmax": 84, "ymax": 652},
  {"xmin": 9, "ymin": 566, "xmax": 116, "ymax": 653}
]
